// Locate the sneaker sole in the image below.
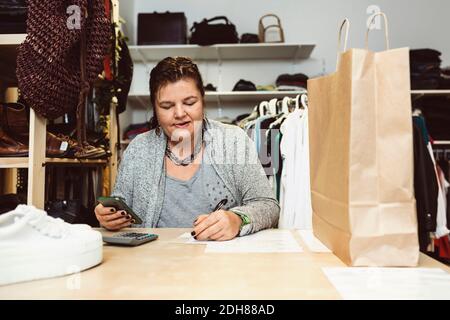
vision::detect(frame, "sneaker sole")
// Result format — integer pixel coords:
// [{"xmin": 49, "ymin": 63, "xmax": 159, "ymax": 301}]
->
[{"xmin": 0, "ymin": 242, "xmax": 103, "ymax": 286}]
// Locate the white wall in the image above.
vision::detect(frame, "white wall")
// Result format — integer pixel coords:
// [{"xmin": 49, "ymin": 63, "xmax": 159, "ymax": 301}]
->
[{"xmin": 119, "ymin": 0, "xmax": 450, "ymax": 134}]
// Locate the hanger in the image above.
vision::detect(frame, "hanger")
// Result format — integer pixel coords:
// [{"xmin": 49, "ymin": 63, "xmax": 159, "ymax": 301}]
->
[
  {"xmin": 268, "ymin": 98, "xmax": 278, "ymax": 116},
  {"xmin": 267, "ymin": 96, "xmax": 291, "ymax": 133},
  {"xmin": 293, "ymin": 94, "xmax": 303, "ymax": 110},
  {"xmin": 281, "ymin": 96, "xmax": 290, "ymax": 115},
  {"xmin": 258, "ymin": 101, "xmax": 269, "ymax": 116},
  {"xmin": 412, "ymin": 108, "xmax": 422, "ymax": 117},
  {"xmin": 276, "ymin": 99, "xmax": 283, "ymax": 114},
  {"xmin": 300, "ymin": 94, "xmax": 308, "ymax": 109}
]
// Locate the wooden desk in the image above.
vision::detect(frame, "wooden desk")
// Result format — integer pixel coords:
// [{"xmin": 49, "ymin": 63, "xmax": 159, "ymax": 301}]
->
[{"xmin": 0, "ymin": 228, "xmax": 448, "ymax": 299}]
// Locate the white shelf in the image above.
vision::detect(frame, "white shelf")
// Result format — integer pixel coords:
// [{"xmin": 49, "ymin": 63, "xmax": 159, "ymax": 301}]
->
[
  {"xmin": 0, "ymin": 157, "xmax": 107, "ymax": 169},
  {"xmin": 129, "ymin": 43, "xmax": 315, "ymax": 62},
  {"xmin": 0, "ymin": 158, "xmax": 28, "ymax": 169},
  {"xmin": 128, "ymin": 90, "xmax": 306, "ymax": 108},
  {"xmin": 45, "ymin": 158, "xmax": 108, "ymax": 166},
  {"xmin": 434, "ymin": 141, "xmax": 450, "ymax": 145},
  {"xmin": 205, "ymin": 91, "xmax": 306, "ymax": 102},
  {"xmin": 0, "ymin": 34, "xmax": 26, "ymax": 46},
  {"xmin": 411, "ymin": 90, "xmax": 450, "ymax": 95}
]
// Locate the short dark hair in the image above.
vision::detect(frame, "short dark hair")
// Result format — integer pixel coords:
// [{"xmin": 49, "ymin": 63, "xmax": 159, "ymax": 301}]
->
[{"xmin": 148, "ymin": 56, "xmax": 205, "ymax": 131}]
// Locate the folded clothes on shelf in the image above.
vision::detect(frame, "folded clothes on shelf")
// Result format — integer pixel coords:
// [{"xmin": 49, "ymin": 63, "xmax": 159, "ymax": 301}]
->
[
  {"xmin": 276, "ymin": 73, "xmax": 309, "ymax": 89},
  {"xmin": 256, "ymin": 85, "xmax": 276, "ymax": 91},
  {"xmin": 232, "ymin": 79, "xmax": 257, "ymax": 91},
  {"xmin": 409, "ymin": 48, "xmax": 450, "ymax": 90},
  {"xmin": 215, "ymin": 116, "xmax": 234, "ymax": 124},
  {"xmin": 276, "ymin": 85, "xmax": 306, "ymax": 92},
  {"xmin": 204, "ymin": 83, "xmax": 217, "ymax": 91},
  {"xmin": 440, "ymin": 66, "xmax": 450, "ymax": 89},
  {"xmin": 123, "ymin": 122, "xmax": 151, "ymax": 141},
  {"xmin": 414, "ymin": 96, "xmax": 450, "ymax": 140}
]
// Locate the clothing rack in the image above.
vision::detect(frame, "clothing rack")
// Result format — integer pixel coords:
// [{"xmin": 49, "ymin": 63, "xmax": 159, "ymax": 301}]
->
[{"xmin": 255, "ymin": 93, "xmax": 308, "ymax": 117}]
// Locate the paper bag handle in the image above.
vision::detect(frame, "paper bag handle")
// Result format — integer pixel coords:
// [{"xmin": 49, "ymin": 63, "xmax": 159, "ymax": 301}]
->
[
  {"xmin": 365, "ymin": 12, "xmax": 390, "ymax": 50},
  {"xmin": 337, "ymin": 18, "xmax": 350, "ymax": 68}
]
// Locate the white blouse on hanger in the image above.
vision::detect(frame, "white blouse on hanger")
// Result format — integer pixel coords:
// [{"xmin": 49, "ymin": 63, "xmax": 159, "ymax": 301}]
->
[{"xmin": 279, "ymin": 107, "xmax": 312, "ymax": 229}]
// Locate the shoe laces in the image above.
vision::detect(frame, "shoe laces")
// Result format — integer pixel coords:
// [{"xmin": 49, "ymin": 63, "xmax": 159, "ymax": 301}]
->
[{"xmin": 15, "ymin": 205, "xmax": 71, "ymax": 238}]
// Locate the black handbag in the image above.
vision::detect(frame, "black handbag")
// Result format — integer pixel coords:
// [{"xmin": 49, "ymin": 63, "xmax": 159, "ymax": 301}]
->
[
  {"xmin": 138, "ymin": 11, "xmax": 187, "ymax": 45},
  {"xmin": 240, "ymin": 33, "xmax": 260, "ymax": 43},
  {"xmin": 190, "ymin": 16, "xmax": 239, "ymax": 46}
]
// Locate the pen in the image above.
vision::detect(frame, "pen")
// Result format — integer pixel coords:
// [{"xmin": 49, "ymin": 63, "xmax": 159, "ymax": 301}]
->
[
  {"xmin": 213, "ymin": 198, "xmax": 228, "ymax": 212},
  {"xmin": 191, "ymin": 199, "xmax": 228, "ymax": 238}
]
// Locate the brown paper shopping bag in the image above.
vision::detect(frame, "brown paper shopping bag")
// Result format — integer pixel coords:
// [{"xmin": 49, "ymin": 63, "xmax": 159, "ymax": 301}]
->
[{"xmin": 307, "ymin": 14, "xmax": 419, "ymax": 266}]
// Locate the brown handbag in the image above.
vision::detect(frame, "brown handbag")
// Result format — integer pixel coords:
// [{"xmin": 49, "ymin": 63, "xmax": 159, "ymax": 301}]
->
[{"xmin": 258, "ymin": 14, "xmax": 285, "ymax": 43}]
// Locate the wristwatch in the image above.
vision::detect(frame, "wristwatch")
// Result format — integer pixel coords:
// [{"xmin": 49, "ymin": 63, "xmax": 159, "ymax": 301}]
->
[{"xmin": 231, "ymin": 209, "xmax": 251, "ymax": 235}]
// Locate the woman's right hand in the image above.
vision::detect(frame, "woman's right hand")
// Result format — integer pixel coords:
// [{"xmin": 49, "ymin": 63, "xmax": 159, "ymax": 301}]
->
[{"xmin": 94, "ymin": 203, "xmax": 133, "ymax": 231}]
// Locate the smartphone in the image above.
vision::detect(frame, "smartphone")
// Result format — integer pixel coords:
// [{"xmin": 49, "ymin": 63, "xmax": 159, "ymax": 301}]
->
[{"xmin": 97, "ymin": 196, "xmax": 143, "ymax": 225}]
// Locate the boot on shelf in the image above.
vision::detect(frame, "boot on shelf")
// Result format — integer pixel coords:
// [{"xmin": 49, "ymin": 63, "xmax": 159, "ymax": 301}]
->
[
  {"xmin": 0, "ymin": 128, "xmax": 29, "ymax": 157},
  {"xmin": 0, "ymin": 102, "xmax": 29, "ymax": 144}
]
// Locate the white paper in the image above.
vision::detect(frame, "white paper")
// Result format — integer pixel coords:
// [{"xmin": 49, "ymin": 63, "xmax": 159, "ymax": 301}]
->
[
  {"xmin": 205, "ymin": 229, "xmax": 303, "ymax": 253},
  {"xmin": 297, "ymin": 230, "xmax": 331, "ymax": 253},
  {"xmin": 174, "ymin": 232, "xmax": 210, "ymax": 245},
  {"xmin": 322, "ymin": 267, "xmax": 450, "ymax": 300}
]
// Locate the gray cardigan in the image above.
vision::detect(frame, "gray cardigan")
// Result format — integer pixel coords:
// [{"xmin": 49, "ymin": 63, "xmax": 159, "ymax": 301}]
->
[{"xmin": 112, "ymin": 119, "xmax": 280, "ymax": 235}]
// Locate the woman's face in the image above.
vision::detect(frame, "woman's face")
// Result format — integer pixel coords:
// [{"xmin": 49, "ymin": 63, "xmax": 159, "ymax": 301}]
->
[{"xmin": 155, "ymin": 78, "xmax": 204, "ymax": 143}]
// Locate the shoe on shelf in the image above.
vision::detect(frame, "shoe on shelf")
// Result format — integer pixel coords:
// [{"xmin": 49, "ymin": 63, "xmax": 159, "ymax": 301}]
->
[
  {"xmin": 73, "ymin": 142, "xmax": 107, "ymax": 159},
  {"xmin": 0, "ymin": 102, "xmax": 29, "ymax": 145},
  {"xmin": 0, "ymin": 205, "xmax": 103, "ymax": 286},
  {"xmin": 0, "ymin": 128, "xmax": 29, "ymax": 157},
  {"xmin": 46, "ymin": 132, "xmax": 70, "ymax": 158}
]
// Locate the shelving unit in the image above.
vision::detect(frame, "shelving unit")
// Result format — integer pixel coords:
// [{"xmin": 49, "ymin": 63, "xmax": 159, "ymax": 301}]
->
[
  {"xmin": 0, "ymin": 34, "xmax": 26, "ymax": 82},
  {"xmin": 411, "ymin": 90, "xmax": 450, "ymax": 95},
  {"xmin": 128, "ymin": 90, "xmax": 307, "ymax": 108},
  {"xmin": 129, "ymin": 43, "xmax": 315, "ymax": 62},
  {"xmin": 123, "ymin": 42, "xmax": 315, "ymax": 142},
  {"xmin": 0, "ymin": 34, "xmax": 26, "ymax": 45},
  {"xmin": 0, "ymin": 1, "xmax": 120, "ymax": 209},
  {"xmin": 0, "ymin": 158, "xmax": 107, "ymax": 169},
  {"xmin": 411, "ymin": 90, "xmax": 450, "ymax": 148},
  {"xmin": 120, "ymin": 140, "xmax": 130, "ymax": 146},
  {"xmin": 434, "ymin": 141, "xmax": 450, "ymax": 145},
  {"xmin": 128, "ymin": 42, "xmax": 314, "ymax": 106},
  {"xmin": 0, "ymin": 33, "xmax": 44, "ymax": 207}
]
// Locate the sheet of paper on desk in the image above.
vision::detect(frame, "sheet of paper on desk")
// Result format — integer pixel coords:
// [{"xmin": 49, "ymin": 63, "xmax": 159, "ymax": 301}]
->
[
  {"xmin": 322, "ymin": 267, "xmax": 450, "ymax": 300},
  {"xmin": 205, "ymin": 230, "xmax": 303, "ymax": 253},
  {"xmin": 297, "ymin": 230, "xmax": 331, "ymax": 253},
  {"xmin": 175, "ymin": 232, "xmax": 211, "ymax": 245}
]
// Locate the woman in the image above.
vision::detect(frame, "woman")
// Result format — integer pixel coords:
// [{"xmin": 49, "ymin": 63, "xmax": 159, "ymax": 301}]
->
[{"xmin": 95, "ymin": 57, "xmax": 279, "ymax": 240}]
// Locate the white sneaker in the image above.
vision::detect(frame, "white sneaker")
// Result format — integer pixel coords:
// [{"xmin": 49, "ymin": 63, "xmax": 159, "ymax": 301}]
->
[{"xmin": 0, "ymin": 205, "xmax": 103, "ymax": 286}]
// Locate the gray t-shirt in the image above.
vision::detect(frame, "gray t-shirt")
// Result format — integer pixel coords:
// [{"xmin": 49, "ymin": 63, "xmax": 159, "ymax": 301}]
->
[{"xmin": 157, "ymin": 153, "xmax": 236, "ymax": 228}]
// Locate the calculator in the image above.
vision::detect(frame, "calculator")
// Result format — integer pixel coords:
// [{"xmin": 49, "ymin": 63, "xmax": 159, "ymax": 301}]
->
[{"xmin": 102, "ymin": 232, "xmax": 158, "ymax": 246}]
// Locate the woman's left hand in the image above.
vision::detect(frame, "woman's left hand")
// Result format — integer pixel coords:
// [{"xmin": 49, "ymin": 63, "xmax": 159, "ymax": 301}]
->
[{"xmin": 192, "ymin": 210, "xmax": 242, "ymax": 241}]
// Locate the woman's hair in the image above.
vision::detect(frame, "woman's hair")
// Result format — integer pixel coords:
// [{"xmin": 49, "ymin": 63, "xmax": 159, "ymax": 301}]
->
[{"xmin": 148, "ymin": 56, "xmax": 205, "ymax": 131}]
